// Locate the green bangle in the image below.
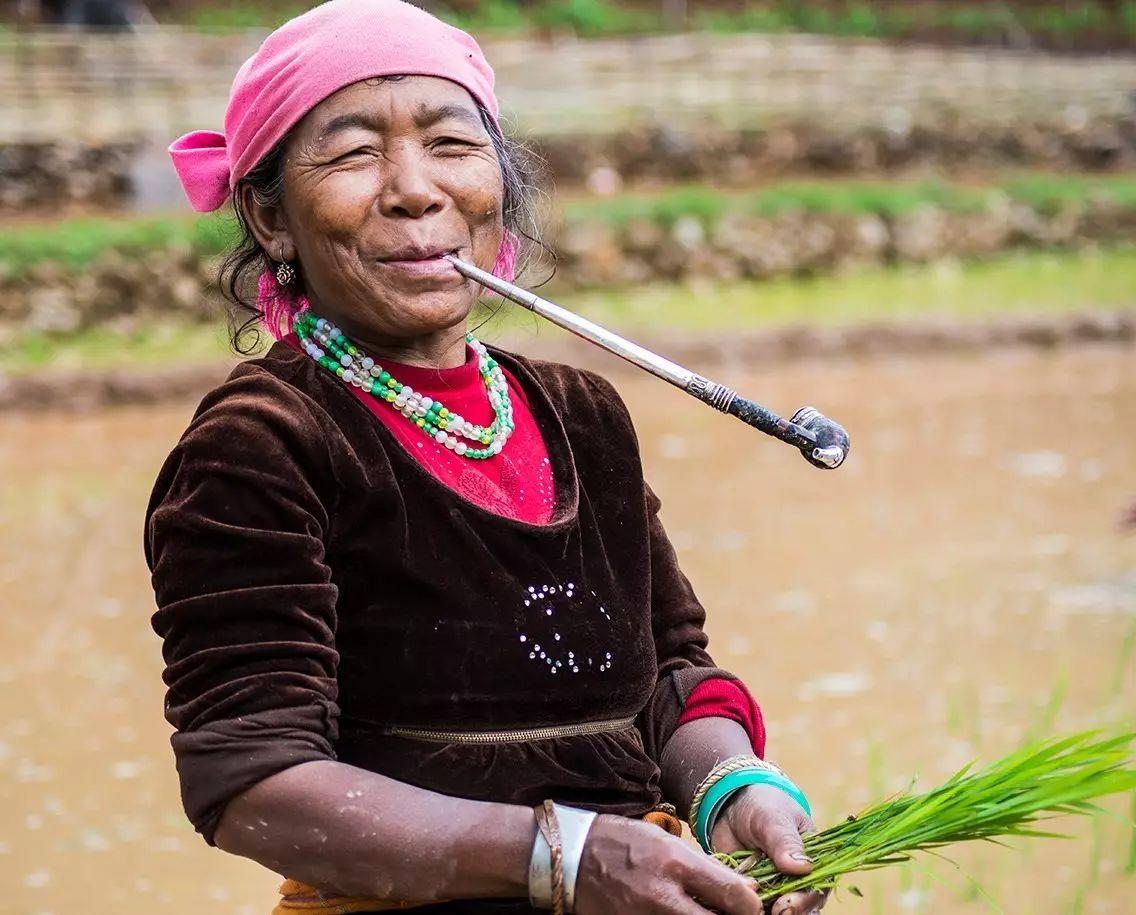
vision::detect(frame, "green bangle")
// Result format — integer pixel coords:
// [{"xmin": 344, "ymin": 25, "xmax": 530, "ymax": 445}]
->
[{"xmin": 694, "ymin": 768, "xmax": 812, "ymax": 852}]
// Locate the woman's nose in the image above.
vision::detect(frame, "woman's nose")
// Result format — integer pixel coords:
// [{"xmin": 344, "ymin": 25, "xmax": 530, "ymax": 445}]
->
[{"xmin": 378, "ymin": 149, "xmax": 445, "ymax": 219}]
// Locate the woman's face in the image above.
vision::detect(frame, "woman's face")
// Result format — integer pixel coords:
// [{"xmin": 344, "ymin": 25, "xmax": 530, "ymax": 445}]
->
[{"xmin": 259, "ymin": 75, "xmax": 504, "ymax": 344}]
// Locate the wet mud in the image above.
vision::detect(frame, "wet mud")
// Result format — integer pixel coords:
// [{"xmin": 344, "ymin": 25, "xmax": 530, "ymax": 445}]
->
[{"xmin": 1, "ymin": 348, "xmax": 1133, "ymax": 913}]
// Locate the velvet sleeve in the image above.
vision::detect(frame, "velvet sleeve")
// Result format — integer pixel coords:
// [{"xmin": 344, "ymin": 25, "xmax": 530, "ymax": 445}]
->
[
  {"xmin": 575, "ymin": 368, "xmax": 759, "ymax": 763},
  {"xmin": 634, "ymin": 480, "xmax": 760, "ymax": 761},
  {"xmin": 143, "ymin": 367, "xmax": 342, "ymax": 846}
]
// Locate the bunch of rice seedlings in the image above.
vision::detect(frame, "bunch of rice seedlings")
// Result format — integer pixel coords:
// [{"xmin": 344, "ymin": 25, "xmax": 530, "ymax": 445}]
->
[{"xmin": 715, "ymin": 731, "xmax": 1136, "ymax": 902}]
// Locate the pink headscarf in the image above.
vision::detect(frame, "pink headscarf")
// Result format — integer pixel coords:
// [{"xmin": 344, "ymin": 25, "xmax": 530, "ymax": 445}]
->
[{"xmin": 169, "ymin": 0, "xmax": 517, "ymax": 338}]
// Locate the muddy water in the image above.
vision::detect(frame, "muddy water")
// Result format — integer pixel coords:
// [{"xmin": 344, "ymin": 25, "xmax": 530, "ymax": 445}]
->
[{"xmin": 1, "ymin": 347, "xmax": 1133, "ymax": 914}]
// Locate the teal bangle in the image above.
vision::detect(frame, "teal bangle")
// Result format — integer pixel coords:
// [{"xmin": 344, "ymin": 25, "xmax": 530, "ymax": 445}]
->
[{"xmin": 694, "ymin": 768, "xmax": 813, "ymax": 852}]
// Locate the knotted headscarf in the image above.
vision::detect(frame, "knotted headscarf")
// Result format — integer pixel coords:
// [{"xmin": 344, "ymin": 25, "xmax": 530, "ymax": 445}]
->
[{"xmin": 168, "ymin": 0, "xmax": 517, "ymax": 338}]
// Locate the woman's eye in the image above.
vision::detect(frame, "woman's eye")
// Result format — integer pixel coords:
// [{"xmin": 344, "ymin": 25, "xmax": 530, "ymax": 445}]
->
[
  {"xmin": 331, "ymin": 147, "xmax": 375, "ymax": 163},
  {"xmin": 434, "ymin": 137, "xmax": 474, "ymax": 150}
]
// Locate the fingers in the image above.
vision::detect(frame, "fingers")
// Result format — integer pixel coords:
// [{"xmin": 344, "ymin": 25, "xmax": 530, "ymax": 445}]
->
[
  {"xmin": 682, "ymin": 855, "xmax": 764, "ymax": 915},
  {"xmin": 657, "ymin": 892, "xmax": 717, "ymax": 915},
  {"xmin": 798, "ymin": 811, "xmax": 818, "ymax": 836},
  {"xmin": 771, "ymin": 889, "xmax": 827, "ymax": 915},
  {"xmin": 758, "ymin": 814, "xmax": 813, "ymax": 876},
  {"xmin": 709, "ymin": 816, "xmax": 743, "ymax": 854},
  {"xmin": 722, "ymin": 785, "xmax": 814, "ymax": 874}
]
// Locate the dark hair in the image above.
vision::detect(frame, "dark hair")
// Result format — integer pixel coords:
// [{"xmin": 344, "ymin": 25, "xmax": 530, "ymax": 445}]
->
[{"xmin": 218, "ymin": 82, "xmax": 550, "ymax": 356}]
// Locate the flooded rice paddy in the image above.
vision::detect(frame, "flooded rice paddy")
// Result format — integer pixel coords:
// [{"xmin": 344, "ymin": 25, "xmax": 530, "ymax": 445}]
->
[{"xmin": 1, "ymin": 345, "xmax": 1133, "ymax": 914}]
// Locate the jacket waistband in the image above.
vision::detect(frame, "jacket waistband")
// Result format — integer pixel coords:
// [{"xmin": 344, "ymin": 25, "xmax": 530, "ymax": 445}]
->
[{"xmin": 377, "ymin": 716, "xmax": 638, "ymax": 745}]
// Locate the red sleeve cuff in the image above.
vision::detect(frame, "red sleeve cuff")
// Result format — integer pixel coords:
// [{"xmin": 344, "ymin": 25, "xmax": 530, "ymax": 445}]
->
[{"xmin": 675, "ymin": 677, "xmax": 766, "ymax": 758}]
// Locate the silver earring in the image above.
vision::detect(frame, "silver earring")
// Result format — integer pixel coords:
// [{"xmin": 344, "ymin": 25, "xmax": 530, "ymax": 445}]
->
[{"xmin": 275, "ymin": 244, "xmax": 295, "ymax": 286}]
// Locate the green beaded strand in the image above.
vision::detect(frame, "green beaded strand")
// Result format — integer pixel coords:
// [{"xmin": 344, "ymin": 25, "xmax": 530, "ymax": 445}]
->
[{"xmin": 292, "ymin": 310, "xmax": 513, "ymax": 460}]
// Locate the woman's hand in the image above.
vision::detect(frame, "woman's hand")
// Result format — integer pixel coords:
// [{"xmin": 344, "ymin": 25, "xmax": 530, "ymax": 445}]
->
[
  {"xmin": 710, "ymin": 785, "xmax": 828, "ymax": 915},
  {"xmin": 575, "ymin": 815, "xmax": 764, "ymax": 915}
]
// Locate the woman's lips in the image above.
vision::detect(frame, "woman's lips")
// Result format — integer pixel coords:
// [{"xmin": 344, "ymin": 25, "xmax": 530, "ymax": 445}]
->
[{"xmin": 377, "ymin": 248, "xmax": 460, "ymax": 278}]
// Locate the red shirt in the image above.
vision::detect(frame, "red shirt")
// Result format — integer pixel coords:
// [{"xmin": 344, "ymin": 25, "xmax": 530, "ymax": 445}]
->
[
  {"xmin": 283, "ymin": 332, "xmax": 555, "ymax": 524},
  {"xmin": 281, "ymin": 331, "xmax": 764, "ymax": 754}
]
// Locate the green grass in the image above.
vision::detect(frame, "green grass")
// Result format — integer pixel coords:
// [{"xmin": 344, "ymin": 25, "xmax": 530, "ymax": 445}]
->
[
  {"xmin": 26, "ymin": 0, "xmax": 1125, "ymax": 44},
  {"xmin": 4, "ymin": 246, "xmax": 1133, "ymax": 376},
  {"xmin": 0, "ymin": 321, "xmax": 234, "ymax": 375},
  {"xmin": 161, "ymin": 1, "xmax": 1136, "ymax": 42},
  {"xmin": 187, "ymin": 1, "xmax": 312, "ymax": 31},
  {"xmin": 1005, "ymin": 173, "xmax": 1136, "ymax": 215},
  {"xmin": 0, "ymin": 211, "xmax": 237, "ymax": 277},
  {"xmin": 1127, "ymin": 791, "xmax": 1136, "ymax": 874},
  {"xmin": 6, "ymin": 173, "xmax": 1136, "ymax": 280},
  {"xmin": 556, "ymin": 246, "xmax": 1136, "ymax": 333},
  {"xmin": 1067, "ymin": 816, "xmax": 1106, "ymax": 915},
  {"xmin": 561, "ymin": 173, "xmax": 1136, "ymax": 227},
  {"xmin": 1108, "ymin": 622, "xmax": 1136, "ymax": 700}
]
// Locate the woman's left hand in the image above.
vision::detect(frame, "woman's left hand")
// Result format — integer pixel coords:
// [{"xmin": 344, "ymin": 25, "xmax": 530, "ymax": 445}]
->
[{"xmin": 709, "ymin": 784, "xmax": 828, "ymax": 915}]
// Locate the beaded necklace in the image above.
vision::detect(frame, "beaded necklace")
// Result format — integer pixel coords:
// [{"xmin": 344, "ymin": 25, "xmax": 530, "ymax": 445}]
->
[{"xmin": 292, "ymin": 309, "xmax": 514, "ymax": 460}]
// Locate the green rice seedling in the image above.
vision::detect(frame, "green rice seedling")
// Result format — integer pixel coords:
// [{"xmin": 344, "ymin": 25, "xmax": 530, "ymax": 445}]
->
[
  {"xmin": 867, "ymin": 741, "xmax": 886, "ymax": 801},
  {"xmin": 1126, "ymin": 791, "xmax": 1136, "ymax": 875},
  {"xmin": 944, "ymin": 683, "xmax": 983, "ymax": 746},
  {"xmin": 1108, "ymin": 622, "xmax": 1136, "ymax": 701},
  {"xmin": 1064, "ymin": 814, "xmax": 1107, "ymax": 915},
  {"xmin": 1024, "ymin": 674, "xmax": 1068, "ymax": 746},
  {"xmin": 715, "ymin": 731, "xmax": 1136, "ymax": 902}
]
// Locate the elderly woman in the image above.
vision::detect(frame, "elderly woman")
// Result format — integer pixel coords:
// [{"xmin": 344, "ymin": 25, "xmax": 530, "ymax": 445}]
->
[{"xmin": 145, "ymin": 3, "xmax": 827, "ymax": 914}]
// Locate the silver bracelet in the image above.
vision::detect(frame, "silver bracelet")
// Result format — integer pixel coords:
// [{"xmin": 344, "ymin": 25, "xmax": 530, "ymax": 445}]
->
[{"xmin": 528, "ymin": 803, "xmax": 597, "ymax": 912}]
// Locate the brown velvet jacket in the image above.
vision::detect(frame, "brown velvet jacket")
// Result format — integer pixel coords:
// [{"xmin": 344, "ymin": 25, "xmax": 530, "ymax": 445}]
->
[{"xmin": 144, "ymin": 340, "xmax": 738, "ymax": 847}]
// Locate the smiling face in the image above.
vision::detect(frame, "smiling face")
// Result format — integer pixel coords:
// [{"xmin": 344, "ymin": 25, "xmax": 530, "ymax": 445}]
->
[{"xmin": 241, "ymin": 75, "xmax": 504, "ymax": 360}]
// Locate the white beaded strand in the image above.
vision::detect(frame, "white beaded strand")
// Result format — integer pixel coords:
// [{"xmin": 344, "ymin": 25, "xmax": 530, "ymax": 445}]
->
[{"xmin": 294, "ymin": 313, "xmax": 514, "ymax": 458}]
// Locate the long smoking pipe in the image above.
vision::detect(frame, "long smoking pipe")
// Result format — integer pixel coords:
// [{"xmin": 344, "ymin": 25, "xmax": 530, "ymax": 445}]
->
[{"xmin": 444, "ymin": 254, "xmax": 850, "ymax": 470}]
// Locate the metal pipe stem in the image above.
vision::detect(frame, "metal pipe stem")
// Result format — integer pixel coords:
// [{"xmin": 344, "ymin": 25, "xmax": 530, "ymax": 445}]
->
[
  {"xmin": 444, "ymin": 254, "xmax": 848, "ymax": 468},
  {"xmin": 445, "ymin": 255, "xmax": 694, "ymax": 389}
]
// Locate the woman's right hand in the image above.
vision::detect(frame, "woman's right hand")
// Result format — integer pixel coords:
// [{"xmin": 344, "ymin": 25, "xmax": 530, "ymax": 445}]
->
[{"xmin": 574, "ymin": 815, "xmax": 764, "ymax": 915}]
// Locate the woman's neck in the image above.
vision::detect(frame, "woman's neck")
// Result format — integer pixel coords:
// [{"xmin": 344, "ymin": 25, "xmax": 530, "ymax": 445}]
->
[
  {"xmin": 352, "ymin": 330, "xmax": 470, "ymax": 369},
  {"xmin": 306, "ymin": 303, "xmax": 470, "ymax": 370}
]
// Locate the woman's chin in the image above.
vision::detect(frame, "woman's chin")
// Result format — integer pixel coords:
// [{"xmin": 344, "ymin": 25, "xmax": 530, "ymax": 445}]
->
[{"xmin": 378, "ymin": 289, "xmax": 478, "ymax": 337}]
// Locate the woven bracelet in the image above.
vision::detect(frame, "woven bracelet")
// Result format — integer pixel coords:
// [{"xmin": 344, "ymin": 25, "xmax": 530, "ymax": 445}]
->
[
  {"xmin": 696, "ymin": 768, "xmax": 813, "ymax": 852},
  {"xmin": 688, "ymin": 755, "xmax": 787, "ymax": 836},
  {"xmin": 688, "ymin": 755, "xmax": 805, "ymax": 852}
]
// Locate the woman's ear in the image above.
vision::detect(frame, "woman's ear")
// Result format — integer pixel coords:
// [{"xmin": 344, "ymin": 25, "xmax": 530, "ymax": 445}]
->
[{"xmin": 239, "ymin": 183, "xmax": 296, "ymax": 264}]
